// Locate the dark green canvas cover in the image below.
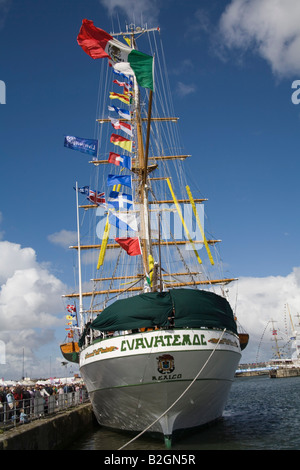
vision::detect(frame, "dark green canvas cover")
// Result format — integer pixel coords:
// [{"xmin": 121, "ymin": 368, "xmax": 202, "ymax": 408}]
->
[
  {"xmin": 90, "ymin": 288, "xmax": 237, "ymax": 335},
  {"xmin": 91, "ymin": 291, "xmax": 173, "ymax": 332},
  {"xmin": 170, "ymin": 288, "xmax": 237, "ymax": 334}
]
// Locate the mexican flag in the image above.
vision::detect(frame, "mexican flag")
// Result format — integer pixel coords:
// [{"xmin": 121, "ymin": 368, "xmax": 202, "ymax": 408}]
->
[{"xmin": 77, "ymin": 19, "xmax": 154, "ymax": 90}]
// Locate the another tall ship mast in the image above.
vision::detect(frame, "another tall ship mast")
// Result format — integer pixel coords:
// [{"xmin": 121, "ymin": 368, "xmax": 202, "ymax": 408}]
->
[{"xmin": 60, "ymin": 19, "xmax": 248, "ymax": 448}]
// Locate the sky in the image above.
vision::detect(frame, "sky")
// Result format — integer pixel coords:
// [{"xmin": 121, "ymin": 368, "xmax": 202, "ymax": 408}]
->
[{"xmin": 1, "ymin": 0, "xmax": 300, "ymax": 379}]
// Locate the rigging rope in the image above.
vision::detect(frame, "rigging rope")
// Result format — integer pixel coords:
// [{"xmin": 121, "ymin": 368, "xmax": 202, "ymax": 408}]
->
[
  {"xmin": 117, "ymin": 328, "xmax": 227, "ymax": 450},
  {"xmin": 255, "ymin": 320, "xmax": 271, "ymax": 363}
]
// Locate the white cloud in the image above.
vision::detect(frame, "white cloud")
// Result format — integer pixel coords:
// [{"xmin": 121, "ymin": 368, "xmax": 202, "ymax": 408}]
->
[
  {"xmin": 99, "ymin": 0, "xmax": 161, "ymax": 26},
  {"xmin": 0, "ymin": 241, "xmax": 39, "ymax": 284},
  {"xmin": 0, "ymin": 240, "xmax": 67, "ymax": 378},
  {"xmin": 176, "ymin": 81, "xmax": 196, "ymax": 97},
  {"xmin": 2, "ymin": 329, "xmax": 57, "ymax": 377},
  {"xmin": 0, "ymin": 267, "xmax": 63, "ymax": 330},
  {"xmin": 48, "ymin": 229, "xmax": 77, "ymax": 249},
  {"xmin": 229, "ymin": 267, "xmax": 300, "ymax": 363},
  {"xmin": 0, "ymin": 0, "xmax": 11, "ymax": 30},
  {"xmin": 0, "ymin": 211, "xmax": 5, "ymax": 240},
  {"xmin": 218, "ymin": 0, "xmax": 300, "ymax": 78}
]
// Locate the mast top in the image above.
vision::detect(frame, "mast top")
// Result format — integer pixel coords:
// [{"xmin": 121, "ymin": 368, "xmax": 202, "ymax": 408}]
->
[{"xmin": 111, "ymin": 25, "xmax": 160, "ymax": 38}]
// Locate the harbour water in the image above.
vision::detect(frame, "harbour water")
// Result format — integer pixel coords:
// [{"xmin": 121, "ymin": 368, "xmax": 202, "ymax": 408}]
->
[{"xmin": 66, "ymin": 375, "xmax": 300, "ymax": 451}]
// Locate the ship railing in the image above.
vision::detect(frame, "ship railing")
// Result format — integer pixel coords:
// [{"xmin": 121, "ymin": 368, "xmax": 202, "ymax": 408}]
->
[{"xmin": 0, "ymin": 388, "xmax": 90, "ymax": 431}]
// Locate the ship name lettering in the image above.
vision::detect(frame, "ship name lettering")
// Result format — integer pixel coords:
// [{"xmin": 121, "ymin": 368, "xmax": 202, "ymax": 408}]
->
[
  {"xmin": 163, "ymin": 335, "xmax": 173, "ymax": 346},
  {"xmin": 135, "ymin": 338, "xmax": 146, "ymax": 349},
  {"xmin": 144, "ymin": 336, "xmax": 154, "ymax": 348},
  {"xmin": 120, "ymin": 333, "xmax": 206, "ymax": 352},
  {"xmin": 152, "ymin": 374, "xmax": 182, "ymax": 381},
  {"xmin": 172, "ymin": 334, "xmax": 181, "ymax": 345},
  {"xmin": 85, "ymin": 346, "xmax": 118, "ymax": 359}
]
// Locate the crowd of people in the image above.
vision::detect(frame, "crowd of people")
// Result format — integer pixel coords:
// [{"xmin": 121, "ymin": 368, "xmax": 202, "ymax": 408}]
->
[{"xmin": 0, "ymin": 382, "xmax": 87, "ymax": 426}]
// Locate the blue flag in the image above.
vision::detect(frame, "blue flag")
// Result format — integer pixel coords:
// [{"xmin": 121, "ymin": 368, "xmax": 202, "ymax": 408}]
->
[
  {"xmin": 64, "ymin": 136, "xmax": 98, "ymax": 156},
  {"xmin": 108, "ymin": 191, "xmax": 133, "ymax": 210},
  {"xmin": 74, "ymin": 185, "xmax": 90, "ymax": 195},
  {"xmin": 107, "ymin": 174, "xmax": 132, "ymax": 189},
  {"xmin": 119, "ymin": 155, "xmax": 131, "ymax": 170}
]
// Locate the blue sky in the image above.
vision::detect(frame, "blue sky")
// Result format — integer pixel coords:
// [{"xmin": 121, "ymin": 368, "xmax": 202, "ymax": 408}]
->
[{"xmin": 1, "ymin": 0, "xmax": 300, "ymax": 378}]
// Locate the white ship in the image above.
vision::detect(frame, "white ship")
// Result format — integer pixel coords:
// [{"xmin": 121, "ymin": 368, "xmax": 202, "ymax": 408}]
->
[
  {"xmin": 267, "ymin": 306, "xmax": 300, "ymax": 378},
  {"xmin": 60, "ymin": 19, "xmax": 248, "ymax": 448}
]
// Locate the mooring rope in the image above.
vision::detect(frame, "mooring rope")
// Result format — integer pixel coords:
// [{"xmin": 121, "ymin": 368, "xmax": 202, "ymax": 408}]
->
[{"xmin": 118, "ymin": 328, "xmax": 227, "ymax": 450}]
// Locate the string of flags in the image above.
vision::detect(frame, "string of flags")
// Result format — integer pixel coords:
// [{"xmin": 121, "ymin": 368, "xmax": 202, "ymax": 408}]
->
[
  {"xmin": 67, "ymin": 304, "xmax": 76, "ymax": 313},
  {"xmin": 105, "ymin": 51, "xmax": 140, "ymax": 248},
  {"xmin": 64, "ymin": 21, "xmax": 143, "ymax": 259},
  {"xmin": 65, "ymin": 304, "xmax": 78, "ymax": 338}
]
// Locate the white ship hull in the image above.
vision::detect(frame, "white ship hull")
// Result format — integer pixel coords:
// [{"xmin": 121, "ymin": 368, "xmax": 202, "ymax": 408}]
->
[{"xmin": 80, "ymin": 328, "xmax": 241, "ymax": 441}]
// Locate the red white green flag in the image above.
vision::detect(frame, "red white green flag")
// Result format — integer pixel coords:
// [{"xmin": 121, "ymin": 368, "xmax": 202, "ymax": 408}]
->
[{"xmin": 77, "ymin": 19, "xmax": 154, "ymax": 90}]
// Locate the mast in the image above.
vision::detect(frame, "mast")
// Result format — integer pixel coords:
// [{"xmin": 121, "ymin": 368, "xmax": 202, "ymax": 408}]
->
[
  {"xmin": 293, "ymin": 312, "xmax": 300, "ymax": 360},
  {"xmin": 75, "ymin": 181, "xmax": 84, "ymax": 333},
  {"xmin": 73, "ymin": 24, "xmax": 233, "ymax": 305},
  {"xmin": 129, "ymin": 27, "xmax": 154, "ymax": 285},
  {"xmin": 134, "ymin": 75, "xmax": 150, "ymax": 274},
  {"xmin": 271, "ymin": 319, "xmax": 282, "ymax": 359}
]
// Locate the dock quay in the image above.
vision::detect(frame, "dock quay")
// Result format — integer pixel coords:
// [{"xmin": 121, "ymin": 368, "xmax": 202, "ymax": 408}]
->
[
  {"xmin": 0, "ymin": 402, "xmax": 94, "ymax": 450},
  {"xmin": 269, "ymin": 367, "xmax": 300, "ymax": 378},
  {"xmin": 236, "ymin": 361, "xmax": 300, "ymax": 378},
  {"xmin": 0, "ymin": 383, "xmax": 95, "ymax": 450},
  {"xmin": 235, "ymin": 363, "xmax": 271, "ymax": 377}
]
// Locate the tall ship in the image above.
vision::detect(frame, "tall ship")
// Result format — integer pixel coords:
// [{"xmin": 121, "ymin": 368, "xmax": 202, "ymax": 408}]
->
[
  {"xmin": 268, "ymin": 306, "xmax": 300, "ymax": 378},
  {"xmin": 60, "ymin": 19, "xmax": 248, "ymax": 448}
]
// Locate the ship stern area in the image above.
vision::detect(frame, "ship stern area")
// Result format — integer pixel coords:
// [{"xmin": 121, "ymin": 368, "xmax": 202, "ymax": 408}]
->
[{"xmin": 79, "ymin": 328, "xmax": 241, "ymax": 443}]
